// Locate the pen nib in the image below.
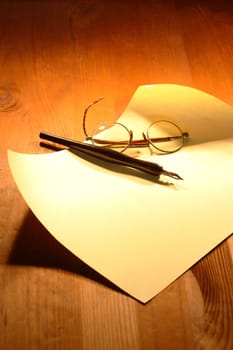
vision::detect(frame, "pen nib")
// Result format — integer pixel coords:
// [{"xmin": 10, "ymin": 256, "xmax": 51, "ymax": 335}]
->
[{"xmin": 162, "ymin": 170, "xmax": 183, "ymax": 180}]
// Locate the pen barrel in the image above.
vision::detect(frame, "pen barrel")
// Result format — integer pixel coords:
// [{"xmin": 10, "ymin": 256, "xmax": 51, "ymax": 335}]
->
[{"xmin": 39, "ymin": 132, "xmax": 164, "ymax": 177}]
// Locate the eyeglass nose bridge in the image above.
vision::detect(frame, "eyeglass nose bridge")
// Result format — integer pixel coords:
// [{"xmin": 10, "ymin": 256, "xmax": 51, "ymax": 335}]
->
[
  {"xmin": 127, "ymin": 130, "xmax": 150, "ymax": 149},
  {"xmin": 142, "ymin": 131, "xmax": 148, "ymax": 142},
  {"xmin": 128, "ymin": 130, "xmax": 133, "ymax": 145}
]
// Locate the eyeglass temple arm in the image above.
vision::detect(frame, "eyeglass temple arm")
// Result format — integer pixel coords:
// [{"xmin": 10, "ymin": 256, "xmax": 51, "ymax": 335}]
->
[
  {"xmin": 92, "ymin": 131, "xmax": 189, "ymax": 147},
  {"xmin": 39, "ymin": 132, "xmax": 183, "ymax": 180},
  {"xmin": 82, "ymin": 97, "xmax": 104, "ymax": 137}
]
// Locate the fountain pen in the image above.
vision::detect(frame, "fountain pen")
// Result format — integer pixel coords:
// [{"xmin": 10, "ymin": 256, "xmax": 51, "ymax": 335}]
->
[{"xmin": 39, "ymin": 132, "xmax": 183, "ymax": 181}]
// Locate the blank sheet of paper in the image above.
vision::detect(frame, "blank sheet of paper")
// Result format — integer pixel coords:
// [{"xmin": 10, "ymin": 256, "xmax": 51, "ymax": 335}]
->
[{"xmin": 8, "ymin": 85, "xmax": 233, "ymax": 303}]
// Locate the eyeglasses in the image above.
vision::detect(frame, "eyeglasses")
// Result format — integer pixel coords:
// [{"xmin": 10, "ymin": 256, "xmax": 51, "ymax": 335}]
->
[
  {"xmin": 40, "ymin": 98, "xmax": 189, "ymax": 181},
  {"xmin": 83, "ymin": 98, "xmax": 189, "ymax": 154}
]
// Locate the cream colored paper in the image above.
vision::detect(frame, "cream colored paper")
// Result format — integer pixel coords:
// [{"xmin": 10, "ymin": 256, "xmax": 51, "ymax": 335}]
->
[{"xmin": 8, "ymin": 84, "xmax": 233, "ymax": 303}]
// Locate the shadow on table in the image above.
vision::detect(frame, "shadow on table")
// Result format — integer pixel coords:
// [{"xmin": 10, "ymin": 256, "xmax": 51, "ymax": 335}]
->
[{"xmin": 8, "ymin": 209, "xmax": 125, "ymax": 295}]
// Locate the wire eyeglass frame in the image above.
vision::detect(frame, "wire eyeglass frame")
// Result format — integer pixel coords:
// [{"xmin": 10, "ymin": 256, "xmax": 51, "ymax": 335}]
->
[{"xmin": 82, "ymin": 98, "xmax": 189, "ymax": 154}]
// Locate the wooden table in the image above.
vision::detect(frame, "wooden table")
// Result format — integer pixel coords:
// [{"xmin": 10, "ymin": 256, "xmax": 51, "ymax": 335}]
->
[{"xmin": 0, "ymin": 1, "xmax": 232, "ymax": 349}]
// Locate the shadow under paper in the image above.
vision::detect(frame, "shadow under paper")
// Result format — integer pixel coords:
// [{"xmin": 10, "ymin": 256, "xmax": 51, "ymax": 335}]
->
[{"xmin": 8, "ymin": 209, "xmax": 125, "ymax": 295}]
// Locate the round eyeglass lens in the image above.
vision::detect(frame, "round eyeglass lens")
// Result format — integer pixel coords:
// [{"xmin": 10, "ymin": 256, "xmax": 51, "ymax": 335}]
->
[
  {"xmin": 147, "ymin": 120, "xmax": 184, "ymax": 153},
  {"xmin": 91, "ymin": 121, "xmax": 131, "ymax": 152}
]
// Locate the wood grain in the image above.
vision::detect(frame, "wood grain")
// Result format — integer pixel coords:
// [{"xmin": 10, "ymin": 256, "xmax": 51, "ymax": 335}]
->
[{"xmin": 0, "ymin": 1, "xmax": 232, "ymax": 349}]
